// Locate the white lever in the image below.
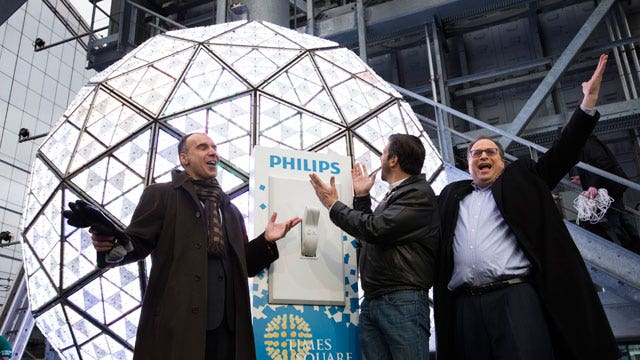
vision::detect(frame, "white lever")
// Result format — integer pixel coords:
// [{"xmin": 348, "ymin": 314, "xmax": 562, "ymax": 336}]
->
[{"xmin": 301, "ymin": 207, "xmax": 320, "ymax": 257}]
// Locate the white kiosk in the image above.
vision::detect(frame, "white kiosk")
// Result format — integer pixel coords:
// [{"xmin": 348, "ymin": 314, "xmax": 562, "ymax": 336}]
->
[{"xmin": 251, "ymin": 146, "xmax": 360, "ymax": 360}]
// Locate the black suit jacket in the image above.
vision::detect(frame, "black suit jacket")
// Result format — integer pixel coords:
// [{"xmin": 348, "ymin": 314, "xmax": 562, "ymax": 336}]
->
[
  {"xmin": 329, "ymin": 174, "xmax": 439, "ymax": 298},
  {"xmin": 435, "ymin": 108, "xmax": 619, "ymax": 360},
  {"xmin": 578, "ymin": 134, "xmax": 629, "ymax": 197}
]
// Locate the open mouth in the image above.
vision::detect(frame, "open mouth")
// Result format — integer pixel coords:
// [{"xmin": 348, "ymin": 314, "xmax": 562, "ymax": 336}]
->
[
  {"xmin": 206, "ymin": 161, "xmax": 217, "ymax": 167},
  {"xmin": 479, "ymin": 163, "xmax": 491, "ymax": 170}
]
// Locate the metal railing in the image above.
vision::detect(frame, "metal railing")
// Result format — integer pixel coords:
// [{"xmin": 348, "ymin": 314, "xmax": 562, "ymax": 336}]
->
[
  {"xmin": 393, "ymin": 84, "xmax": 640, "ymax": 194},
  {"xmin": 0, "ymin": 268, "xmax": 34, "ymax": 360}
]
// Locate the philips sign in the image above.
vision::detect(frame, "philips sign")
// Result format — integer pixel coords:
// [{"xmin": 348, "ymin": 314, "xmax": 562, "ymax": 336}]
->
[{"xmin": 269, "ymin": 155, "xmax": 341, "ymax": 174}]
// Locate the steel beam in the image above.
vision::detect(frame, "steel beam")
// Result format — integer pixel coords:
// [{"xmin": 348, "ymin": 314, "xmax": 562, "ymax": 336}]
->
[
  {"xmin": 0, "ymin": 0, "xmax": 27, "ymax": 26},
  {"xmin": 216, "ymin": 0, "xmax": 226, "ymax": 24},
  {"xmin": 432, "ymin": 21, "xmax": 455, "ymax": 164},
  {"xmin": 306, "ymin": 0, "xmax": 314, "ymax": 35},
  {"xmin": 505, "ymin": 0, "xmax": 616, "ymax": 148},
  {"xmin": 312, "ymin": 0, "xmax": 526, "ymax": 45},
  {"xmin": 290, "ymin": 0, "xmax": 307, "ymax": 13},
  {"xmin": 397, "ymin": 84, "xmax": 640, "ymax": 193},
  {"xmin": 356, "ymin": 0, "xmax": 367, "ymax": 62},
  {"xmin": 568, "ymin": 221, "xmax": 640, "ymax": 291}
]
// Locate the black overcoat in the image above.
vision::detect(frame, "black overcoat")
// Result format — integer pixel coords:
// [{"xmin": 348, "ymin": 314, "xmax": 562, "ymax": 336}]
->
[
  {"xmin": 117, "ymin": 170, "xmax": 277, "ymax": 360},
  {"xmin": 434, "ymin": 108, "xmax": 619, "ymax": 360}
]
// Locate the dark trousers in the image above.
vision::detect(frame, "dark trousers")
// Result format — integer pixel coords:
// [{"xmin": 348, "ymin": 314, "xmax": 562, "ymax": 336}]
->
[
  {"xmin": 582, "ymin": 197, "xmax": 640, "ymax": 254},
  {"xmin": 453, "ymin": 283, "xmax": 554, "ymax": 360},
  {"xmin": 205, "ymin": 316, "xmax": 235, "ymax": 360},
  {"xmin": 605, "ymin": 198, "xmax": 640, "ymax": 254}
]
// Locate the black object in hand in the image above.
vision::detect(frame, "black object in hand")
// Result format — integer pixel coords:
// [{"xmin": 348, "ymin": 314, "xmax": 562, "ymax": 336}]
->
[{"xmin": 63, "ymin": 200, "xmax": 132, "ymax": 267}]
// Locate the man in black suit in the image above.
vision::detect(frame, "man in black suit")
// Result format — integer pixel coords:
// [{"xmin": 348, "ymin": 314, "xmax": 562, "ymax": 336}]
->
[
  {"xmin": 570, "ymin": 134, "xmax": 640, "ymax": 254},
  {"xmin": 434, "ymin": 54, "xmax": 619, "ymax": 360}
]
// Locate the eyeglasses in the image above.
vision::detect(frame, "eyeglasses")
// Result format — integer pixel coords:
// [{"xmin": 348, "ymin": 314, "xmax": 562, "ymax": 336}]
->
[{"xmin": 469, "ymin": 148, "xmax": 499, "ymax": 158}]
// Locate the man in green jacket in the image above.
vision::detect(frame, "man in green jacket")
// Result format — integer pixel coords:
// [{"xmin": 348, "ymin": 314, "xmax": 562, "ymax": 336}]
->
[{"xmin": 0, "ymin": 335, "xmax": 11, "ymax": 360}]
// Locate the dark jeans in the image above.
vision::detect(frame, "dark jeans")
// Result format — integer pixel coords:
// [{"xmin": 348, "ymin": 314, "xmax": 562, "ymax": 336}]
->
[
  {"xmin": 454, "ymin": 282, "xmax": 554, "ymax": 360},
  {"xmin": 359, "ymin": 289, "xmax": 430, "ymax": 360}
]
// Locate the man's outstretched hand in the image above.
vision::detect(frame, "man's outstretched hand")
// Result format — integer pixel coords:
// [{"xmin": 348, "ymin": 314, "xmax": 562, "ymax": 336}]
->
[
  {"xmin": 581, "ymin": 54, "xmax": 608, "ymax": 109},
  {"xmin": 264, "ymin": 212, "xmax": 302, "ymax": 242},
  {"xmin": 309, "ymin": 174, "xmax": 339, "ymax": 210},
  {"xmin": 352, "ymin": 163, "xmax": 377, "ymax": 197}
]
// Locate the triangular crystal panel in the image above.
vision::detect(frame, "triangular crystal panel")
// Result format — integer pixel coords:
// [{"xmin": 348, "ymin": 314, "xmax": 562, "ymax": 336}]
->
[
  {"xmin": 61, "ymin": 348, "xmax": 81, "ymax": 360},
  {"xmin": 79, "ymin": 333, "xmax": 133, "ymax": 360},
  {"xmin": 314, "ymin": 135, "xmax": 349, "ymax": 157},
  {"xmin": 315, "ymin": 56, "xmax": 393, "ymax": 123},
  {"xmin": 104, "ymin": 184, "xmax": 145, "ymax": 226},
  {"xmin": 100, "ymin": 275, "xmax": 139, "ymax": 324},
  {"xmin": 152, "ymin": 130, "xmax": 180, "ymax": 181},
  {"xmin": 216, "ymin": 166, "xmax": 245, "ymax": 192},
  {"xmin": 68, "ymin": 130, "xmax": 108, "ymax": 174},
  {"xmin": 39, "ymin": 121, "xmax": 81, "ymax": 175},
  {"xmin": 42, "ymin": 241, "xmax": 61, "ymax": 290},
  {"xmin": 68, "ymin": 276, "xmax": 105, "ymax": 323},
  {"xmin": 64, "ymin": 86, "xmax": 96, "ymax": 118},
  {"xmin": 263, "ymin": 22, "xmax": 339, "ymax": 50},
  {"xmin": 35, "ymin": 304, "xmax": 75, "ymax": 350},
  {"xmin": 24, "ymin": 191, "xmax": 62, "ymax": 262},
  {"xmin": 99, "ymin": 36, "xmax": 196, "ymax": 82},
  {"xmin": 207, "ymin": 44, "xmax": 301, "ymax": 86},
  {"xmin": 23, "ymin": 157, "xmax": 60, "ymax": 226},
  {"xmin": 208, "ymin": 97, "xmax": 252, "ymax": 130},
  {"xmin": 108, "ymin": 307, "xmax": 141, "ymax": 347},
  {"xmin": 210, "ymin": 21, "xmax": 300, "ymax": 49},
  {"xmin": 353, "ymin": 104, "xmax": 403, "ymax": 151},
  {"xmin": 22, "ymin": 240, "xmax": 40, "ymax": 277},
  {"xmin": 62, "ymin": 228, "xmax": 97, "ymax": 289},
  {"xmin": 168, "ymin": 21, "xmax": 245, "ymax": 43},
  {"xmin": 162, "ymin": 48, "xmax": 250, "ymax": 116},
  {"xmin": 112, "ymin": 129, "xmax": 152, "ymax": 178},
  {"xmin": 106, "ymin": 48, "xmax": 195, "ymax": 116},
  {"xmin": 351, "ymin": 135, "xmax": 382, "ymax": 176},
  {"xmin": 86, "ymin": 90, "xmax": 149, "ymax": 147},
  {"xmin": 65, "ymin": 305, "xmax": 102, "ymax": 345},
  {"xmin": 263, "ymin": 55, "xmax": 343, "ymax": 125},
  {"xmin": 258, "ymin": 95, "xmax": 341, "ymax": 150},
  {"xmin": 217, "ymin": 135, "xmax": 251, "ymax": 173},
  {"xmin": 165, "ymin": 108, "xmax": 208, "ymax": 134},
  {"xmin": 27, "ymin": 268, "xmax": 58, "ymax": 310},
  {"xmin": 102, "ymin": 158, "xmax": 144, "ymax": 205},
  {"xmin": 104, "ymin": 263, "xmax": 142, "ymax": 302},
  {"xmin": 316, "ymin": 48, "xmax": 400, "ymax": 96},
  {"xmin": 71, "ymin": 156, "xmax": 143, "ymax": 207}
]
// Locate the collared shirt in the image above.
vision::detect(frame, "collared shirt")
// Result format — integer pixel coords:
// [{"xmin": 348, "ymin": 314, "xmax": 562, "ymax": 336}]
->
[
  {"xmin": 386, "ymin": 177, "xmax": 408, "ymax": 196},
  {"xmin": 448, "ymin": 183, "xmax": 531, "ymax": 290},
  {"xmin": 581, "ymin": 104, "xmax": 596, "ymax": 116}
]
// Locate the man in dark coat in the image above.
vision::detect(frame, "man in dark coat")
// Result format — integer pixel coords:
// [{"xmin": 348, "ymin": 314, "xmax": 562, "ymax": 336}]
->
[
  {"xmin": 92, "ymin": 133, "xmax": 301, "ymax": 360},
  {"xmin": 434, "ymin": 54, "xmax": 619, "ymax": 360},
  {"xmin": 309, "ymin": 134, "xmax": 439, "ymax": 359},
  {"xmin": 570, "ymin": 134, "xmax": 640, "ymax": 254}
]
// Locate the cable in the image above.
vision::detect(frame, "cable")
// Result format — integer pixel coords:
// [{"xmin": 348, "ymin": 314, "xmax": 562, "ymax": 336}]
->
[{"xmin": 573, "ymin": 188, "xmax": 614, "ymax": 225}]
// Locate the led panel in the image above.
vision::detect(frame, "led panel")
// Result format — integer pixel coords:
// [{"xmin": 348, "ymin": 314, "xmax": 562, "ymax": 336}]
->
[{"xmin": 22, "ymin": 20, "xmax": 443, "ymax": 359}]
